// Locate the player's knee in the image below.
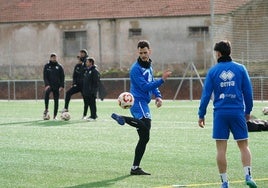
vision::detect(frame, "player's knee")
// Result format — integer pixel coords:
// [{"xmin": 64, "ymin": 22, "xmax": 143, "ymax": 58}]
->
[
  {"xmin": 139, "ymin": 134, "xmax": 150, "ymax": 144},
  {"xmin": 66, "ymin": 90, "xmax": 72, "ymax": 97},
  {"xmin": 141, "ymin": 118, "xmax": 151, "ymax": 130},
  {"xmin": 144, "ymin": 136, "xmax": 150, "ymax": 144}
]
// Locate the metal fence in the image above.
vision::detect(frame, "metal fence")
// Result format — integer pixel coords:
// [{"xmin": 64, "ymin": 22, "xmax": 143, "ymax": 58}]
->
[{"xmin": 0, "ymin": 77, "xmax": 267, "ymax": 101}]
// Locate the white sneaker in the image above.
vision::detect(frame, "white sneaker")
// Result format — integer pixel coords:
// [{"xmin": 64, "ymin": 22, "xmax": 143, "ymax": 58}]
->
[
  {"xmin": 43, "ymin": 110, "xmax": 50, "ymax": 120},
  {"xmin": 82, "ymin": 116, "xmax": 87, "ymax": 120},
  {"xmin": 61, "ymin": 108, "xmax": 68, "ymax": 113},
  {"xmin": 87, "ymin": 117, "xmax": 96, "ymax": 122}
]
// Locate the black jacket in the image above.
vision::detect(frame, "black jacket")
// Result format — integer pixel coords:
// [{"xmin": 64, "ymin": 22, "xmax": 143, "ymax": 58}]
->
[
  {"xmin": 83, "ymin": 65, "xmax": 100, "ymax": 97},
  {"xmin": 72, "ymin": 63, "xmax": 85, "ymax": 87},
  {"xmin": 43, "ymin": 61, "xmax": 65, "ymax": 89},
  {"xmin": 80, "ymin": 56, "xmax": 88, "ymax": 64},
  {"xmin": 98, "ymin": 80, "xmax": 107, "ymax": 100}
]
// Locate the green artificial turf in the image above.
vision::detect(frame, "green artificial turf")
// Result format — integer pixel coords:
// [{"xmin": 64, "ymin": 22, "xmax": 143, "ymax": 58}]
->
[{"xmin": 0, "ymin": 100, "xmax": 267, "ymax": 187}]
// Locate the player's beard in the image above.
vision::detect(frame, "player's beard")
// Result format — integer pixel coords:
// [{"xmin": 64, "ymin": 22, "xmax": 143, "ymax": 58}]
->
[
  {"xmin": 141, "ymin": 56, "xmax": 149, "ymax": 62},
  {"xmin": 138, "ymin": 57, "xmax": 151, "ymax": 68}
]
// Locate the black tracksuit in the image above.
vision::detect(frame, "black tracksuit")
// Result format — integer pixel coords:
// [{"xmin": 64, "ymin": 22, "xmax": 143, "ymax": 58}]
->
[
  {"xmin": 64, "ymin": 62, "xmax": 85, "ymax": 109},
  {"xmin": 43, "ymin": 61, "xmax": 65, "ymax": 117},
  {"xmin": 82, "ymin": 65, "xmax": 100, "ymax": 118}
]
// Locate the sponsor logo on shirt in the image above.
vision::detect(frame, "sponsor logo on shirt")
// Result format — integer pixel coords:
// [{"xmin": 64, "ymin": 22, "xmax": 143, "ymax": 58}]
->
[
  {"xmin": 219, "ymin": 93, "xmax": 236, "ymax": 99},
  {"xmin": 219, "ymin": 70, "xmax": 235, "ymax": 87},
  {"xmin": 219, "ymin": 70, "xmax": 236, "ymax": 99}
]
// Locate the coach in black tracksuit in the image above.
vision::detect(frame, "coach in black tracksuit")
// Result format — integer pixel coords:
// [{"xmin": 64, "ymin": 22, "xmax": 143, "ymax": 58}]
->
[
  {"xmin": 63, "ymin": 49, "xmax": 88, "ymax": 111},
  {"xmin": 43, "ymin": 53, "xmax": 65, "ymax": 119},
  {"xmin": 82, "ymin": 57, "xmax": 100, "ymax": 120}
]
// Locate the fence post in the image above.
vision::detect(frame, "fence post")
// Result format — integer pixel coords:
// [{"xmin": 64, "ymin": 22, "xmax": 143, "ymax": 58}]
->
[
  {"xmin": 35, "ymin": 80, "xmax": 38, "ymax": 101},
  {"xmin": 8, "ymin": 80, "xmax": 10, "ymax": 101},
  {"xmin": 124, "ymin": 78, "xmax": 126, "ymax": 92},
  {"xmin": 260, "ymin": 76, "xmax": 263, "ymax": 102},
  {"xmin": 13, "ymin": 81, "xmax": 16, "ymax": 100},
  {"xmin": 189, "ymin": 77, "xmax": 193, "ymax": 101}
]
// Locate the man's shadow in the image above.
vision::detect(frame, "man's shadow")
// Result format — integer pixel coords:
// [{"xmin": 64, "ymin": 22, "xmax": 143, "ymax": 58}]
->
[
  {"xmin": 0, "ymin": 120, "xmax": 44, "ymax": 126},
  {"xmin": 0, "ymin": 119, "xmax": 83, "ymax": 127},
  {"xmin": 65, "ymin": 175, "xmax": 130, "ymax": 188}
]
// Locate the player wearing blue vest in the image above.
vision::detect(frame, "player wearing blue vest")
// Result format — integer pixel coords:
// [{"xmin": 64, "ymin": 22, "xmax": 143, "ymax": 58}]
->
[
  {"xmin": 198, "ymin": 41, "xmax": 257, "ymax": 188},
  {"xmin": 111, "ymin": 40, "xmax": 171, "ymax": 175}
]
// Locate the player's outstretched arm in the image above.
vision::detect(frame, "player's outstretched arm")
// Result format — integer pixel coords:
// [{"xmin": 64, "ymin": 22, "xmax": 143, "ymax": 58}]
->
[{"xmin": 162, "ymin": 70, "xmax": 172, "ymax": 81}]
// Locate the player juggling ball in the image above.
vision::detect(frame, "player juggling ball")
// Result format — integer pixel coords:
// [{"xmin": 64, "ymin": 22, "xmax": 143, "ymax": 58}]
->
[{"xmin": 111, "ymin": 40, "xmax": 171, "ymax": 175}]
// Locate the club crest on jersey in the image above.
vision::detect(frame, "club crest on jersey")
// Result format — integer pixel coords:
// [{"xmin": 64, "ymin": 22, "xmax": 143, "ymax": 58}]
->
[
  {"xmin": 219, "ymin": 70, "xmax": 235, "ymax": 87},
  {"xmin": 220, "ymin": 70, "xmax": 234, "ymax": 81},
  {"xmin": 143, "ymin": 69, "xmax": 152, "ymax": 82}
]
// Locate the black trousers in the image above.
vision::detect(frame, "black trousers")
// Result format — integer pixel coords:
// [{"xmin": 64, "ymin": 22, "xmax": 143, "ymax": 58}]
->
[
  {"xmin": 64, "ymin": 86, "xmax": 82, "ymax": 109},
  {"xmin": 83, "ymin": 94, "xmax": 97, "ymax": 118},
  {"xmin": 123, "ymin": 116, "xmax": 151, "ymax": 167},
  {"xmin": 44, "ymin": 87, "xmax": 60, "ymax": 117}
]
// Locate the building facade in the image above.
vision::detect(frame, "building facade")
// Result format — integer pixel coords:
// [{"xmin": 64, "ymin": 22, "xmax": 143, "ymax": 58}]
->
[{"xmin": 0, "ymin": 0, "xmax": 267, "ymax": 79}]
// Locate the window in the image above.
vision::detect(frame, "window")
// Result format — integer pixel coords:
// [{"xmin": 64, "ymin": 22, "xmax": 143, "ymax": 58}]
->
[
  {"xmin": 188, "ymin": 26, "xmax": 209, "ymax": 37},
  {"xmin": 129, "ymin": 28, "xmax": 142, "ymax": 37},
  {"xmin": 63, "ymin": 31, "xmax": 87, "ymax": 57}
]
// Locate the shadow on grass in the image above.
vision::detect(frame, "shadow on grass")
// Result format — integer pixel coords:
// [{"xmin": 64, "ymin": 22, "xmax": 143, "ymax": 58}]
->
[
  {"xmin": 34, "ymin": 120, "xmax": 72, "ymax": 126},
  {"xmin": 0, "ymin": 120, "xmax": 44, "ymax": 126},
  {"xmin": 0, "ymin": 119, "xmax": 85, "ymax": 127},
  {"xmin": 32, "ymin": 119, "xmax": 91, "ymax": 127},
  {"xmin": 65, "ymin": 175, "xmax": 130, "ymax": 188}
]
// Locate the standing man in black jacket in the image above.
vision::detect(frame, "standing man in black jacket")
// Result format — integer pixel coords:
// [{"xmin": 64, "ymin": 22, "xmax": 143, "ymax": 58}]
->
[
  {"xmin": 62, "ymin": 49, "xmax": 88, "ymax": 114},
  {"xmin": 82, "ymin": 57, "xmax": 100, "ymax": 121},
  {"xmin": 43, "ymin": 53, "xmax": 65, "ymax": 120}
]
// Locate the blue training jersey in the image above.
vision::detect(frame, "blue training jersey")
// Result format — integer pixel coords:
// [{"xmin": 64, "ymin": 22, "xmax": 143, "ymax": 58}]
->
[
  {"xmin": 130, "ymin": 61, "xmax": 164, "ymax": 104},
  {"xmin": 198, "ymin": 61, "xmax": 253, "ymax": 118}
]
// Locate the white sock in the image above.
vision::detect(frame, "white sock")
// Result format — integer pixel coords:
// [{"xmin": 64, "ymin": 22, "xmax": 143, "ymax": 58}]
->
[
  {"xmin": 131, "ymin": 166, "xmax": 139, "ymax": 170},
  {"xmin": 220, "ymin": 173, "xmax": 228, "ymax": 182},
  {"xmin": 244, "ymin": 166, "xmax": 252, "ymax": 176}
]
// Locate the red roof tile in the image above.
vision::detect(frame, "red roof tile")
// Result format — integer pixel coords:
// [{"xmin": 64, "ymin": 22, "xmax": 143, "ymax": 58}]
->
[{"xmin": 0, "ymin": 0, "xmax": 251, "ymax": 23}]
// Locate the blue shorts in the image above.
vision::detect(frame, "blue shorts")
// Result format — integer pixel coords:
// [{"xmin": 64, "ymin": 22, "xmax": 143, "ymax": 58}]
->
[
  {"xmin": 130, "ymin": 99, "xmax": 151, "ymax": 119},
  {"xmin": 213, "ymin": 111, "xmax": 248, "ymax": 140}
]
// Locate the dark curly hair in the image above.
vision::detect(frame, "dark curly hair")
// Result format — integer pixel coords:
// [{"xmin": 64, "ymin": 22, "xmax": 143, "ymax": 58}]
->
[
  {"xmin": 137, "ymin": 40, "xmax": 150, "ymax": 49},
  {"xmin": 214, "ymin": 40, "xmax": 231, "ymax": 56}
]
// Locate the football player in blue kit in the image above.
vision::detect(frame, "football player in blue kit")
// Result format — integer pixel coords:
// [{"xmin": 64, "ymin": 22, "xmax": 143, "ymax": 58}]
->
[
  {"xmin": 198, "ymin": 40, "xmax": 257, "ymax": 188},
  {"xmin": 111, "ymin": 40, "xmax": 171, "ymax": 175}
]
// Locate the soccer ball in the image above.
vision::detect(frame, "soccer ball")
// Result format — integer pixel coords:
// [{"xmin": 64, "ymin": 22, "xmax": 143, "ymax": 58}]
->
[
  {"xmin": 262, "ymin": 107, "xmax": 268, "ymax": 115},
  {"xmin": 118, "ymin": 92, "xmax": 134, "ymax": 109},
  {"xmin": 61, "ymin": 112, "xmax": 71, "ymax": 121}
]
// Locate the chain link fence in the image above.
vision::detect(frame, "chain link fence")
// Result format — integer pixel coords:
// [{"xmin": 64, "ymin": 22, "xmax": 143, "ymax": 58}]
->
[{"xmin": 0, "ymin": 77, "xmax": 267, "ymax": 101}]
